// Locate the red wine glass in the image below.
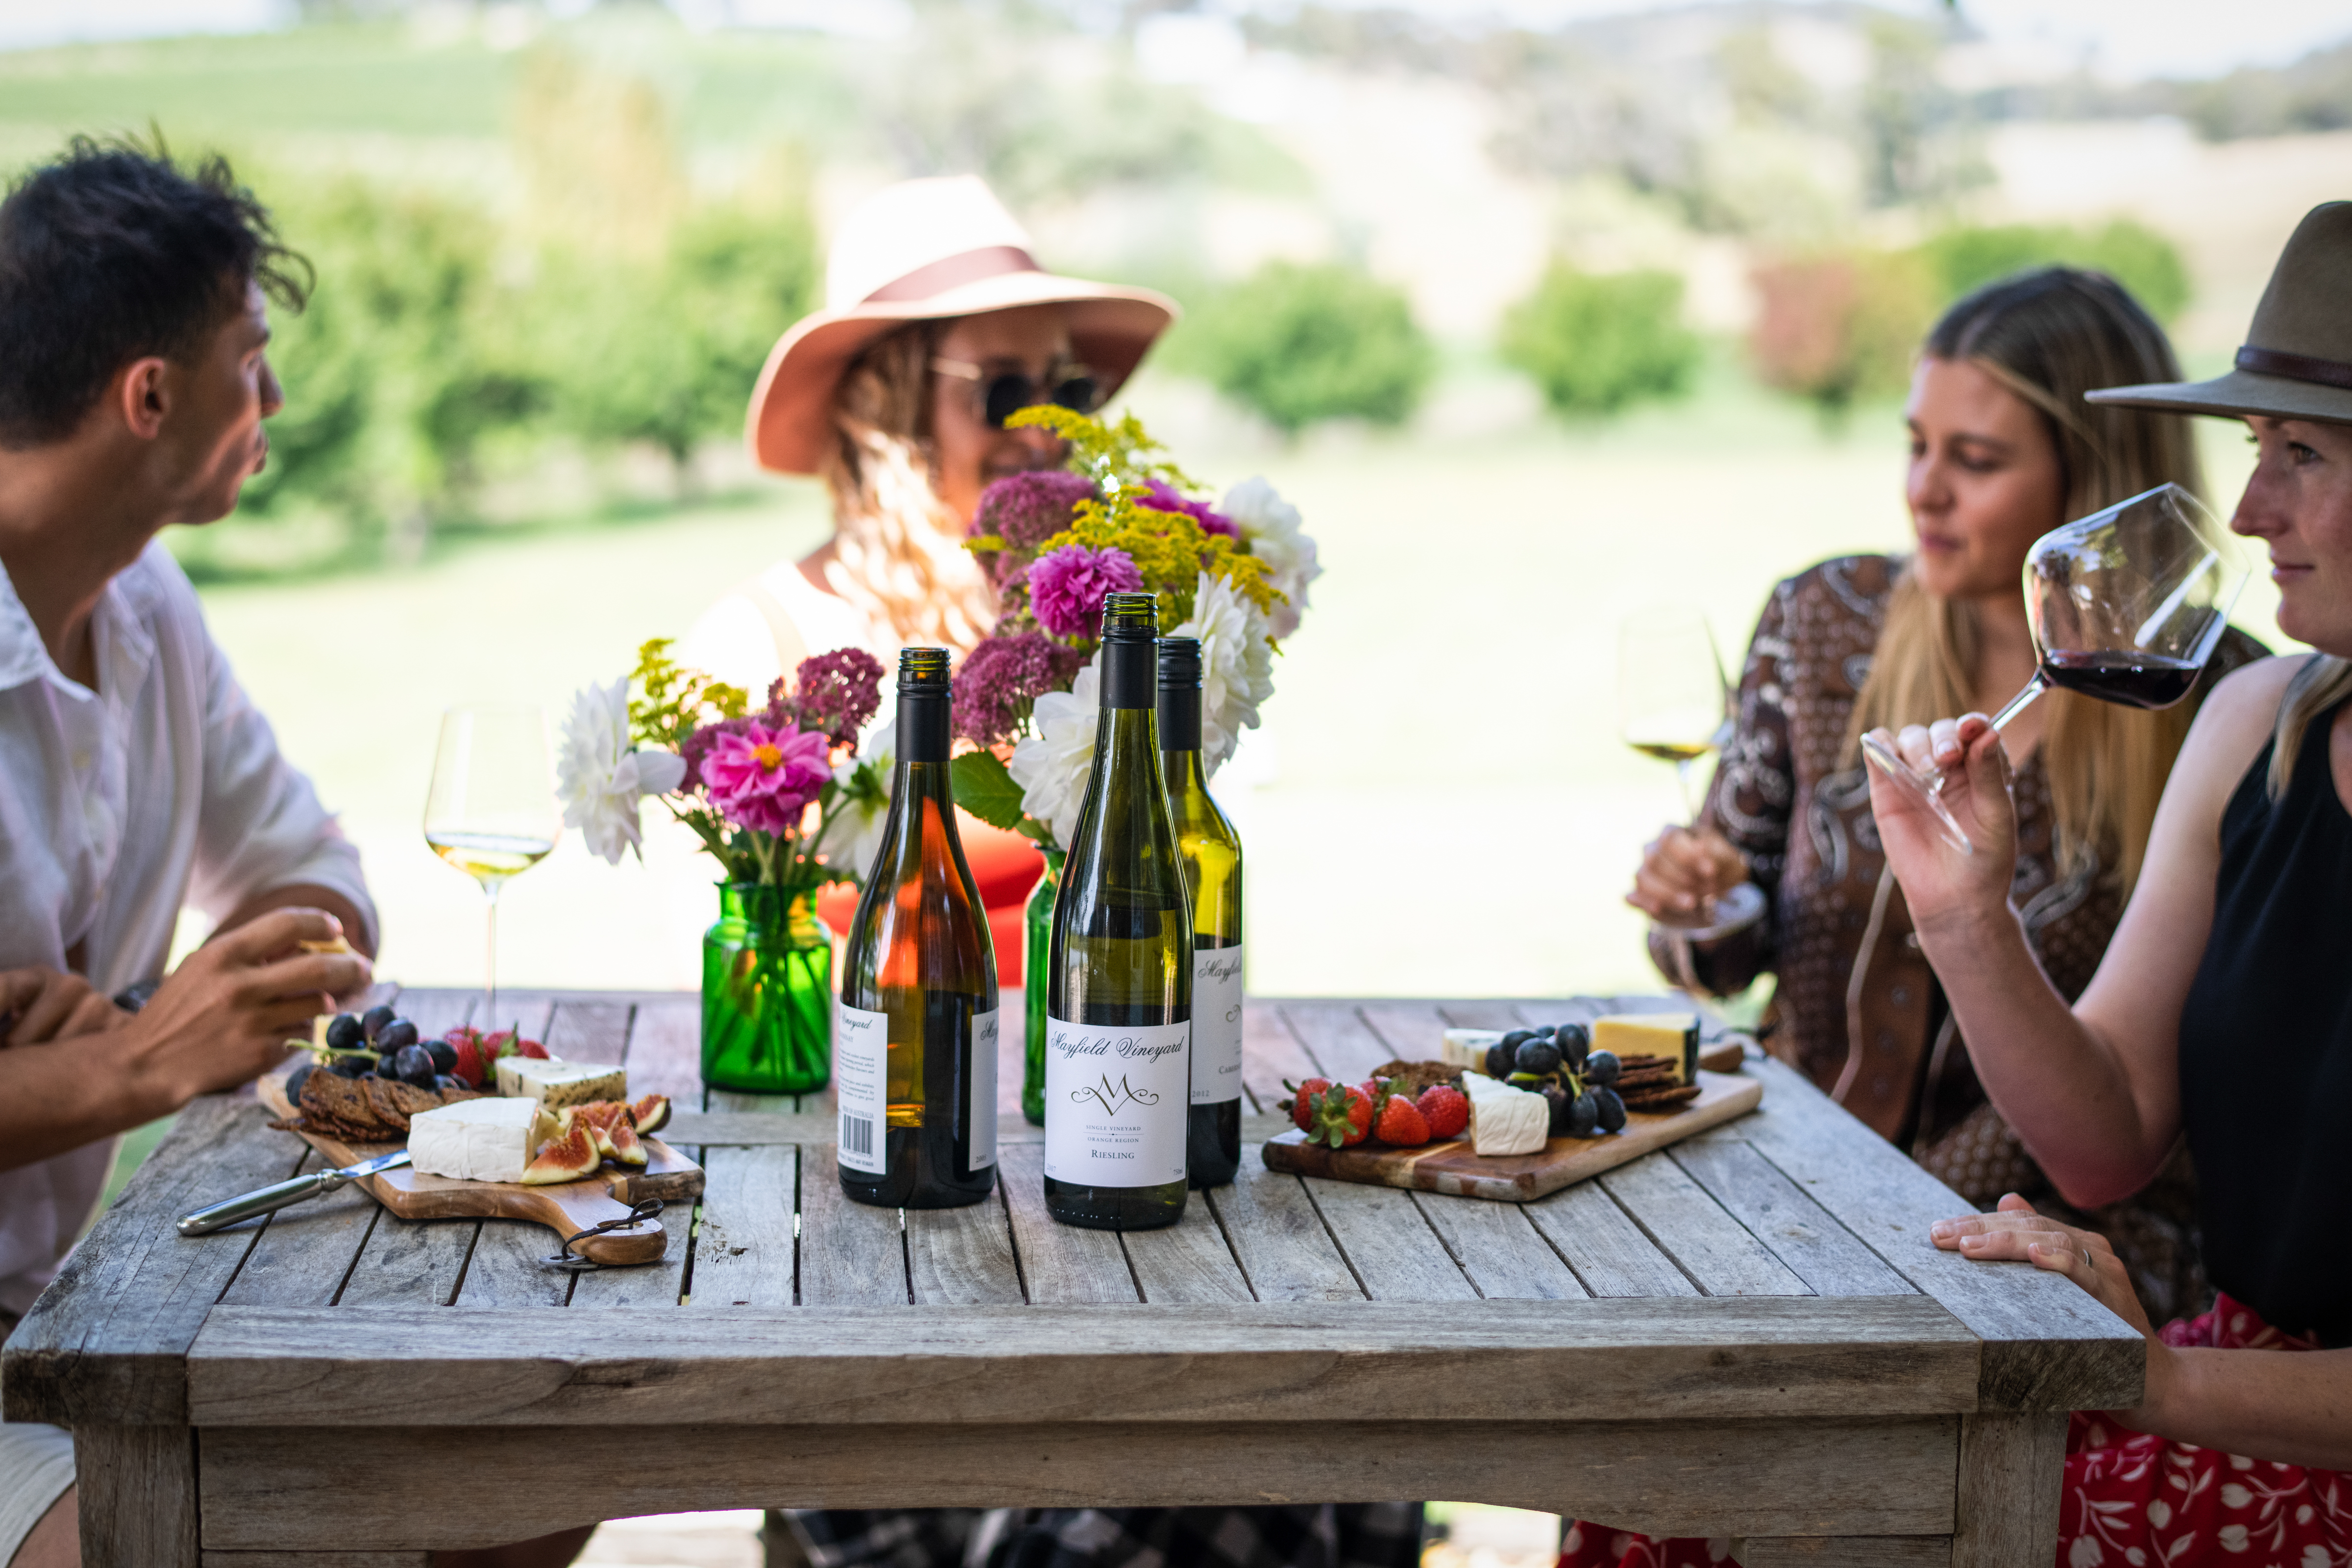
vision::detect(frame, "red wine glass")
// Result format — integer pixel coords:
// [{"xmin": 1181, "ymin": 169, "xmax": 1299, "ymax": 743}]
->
[{"xmin": 1861, "ymin": 482, "xmax": 2247, "ymax": 853}]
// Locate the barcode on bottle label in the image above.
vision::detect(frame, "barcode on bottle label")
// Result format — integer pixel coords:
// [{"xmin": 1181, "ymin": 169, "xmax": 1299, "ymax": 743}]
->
[
  {"xmin": 1191, "ymin": 945, "xmax": 1246, "ymax": 1105},
  {"xmin": 1043, "ymin": 1013, "xmax": 1188, "ymax": 1186},
  {"xmin": 969, "ymin": 1008, "xmax": 999, "ymax": 1169},
  {"xmin": 833, "ymin": 1002, "xmax": 887, "ymax": 1175}
]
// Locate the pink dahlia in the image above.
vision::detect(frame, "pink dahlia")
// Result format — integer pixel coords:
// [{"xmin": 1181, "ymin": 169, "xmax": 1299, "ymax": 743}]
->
[
  {"xmin": 1141, "ymin": 478, "xmax": 1238, "ymax": 539},
  {"xmin": 698, "ymin": 720, "xmax": 832, "ymax": 836},
  {"xmin": 1027, "ymin": 544, "xmax": 1144, "ymax": 639}
]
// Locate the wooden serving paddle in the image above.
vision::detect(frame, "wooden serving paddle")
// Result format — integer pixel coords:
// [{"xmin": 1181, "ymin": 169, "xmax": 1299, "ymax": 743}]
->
[{"xmin": 257, "ymin": 1071, "xmax": 701, "ymax": 1265}]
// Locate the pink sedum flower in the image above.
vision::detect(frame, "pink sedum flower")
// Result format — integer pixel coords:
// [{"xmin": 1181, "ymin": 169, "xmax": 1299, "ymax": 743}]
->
[
  {"xmin": 1027, "ymin": 543, "xmax": 1144, "ymax": 639},
  {"xmin": 699, "ymin": 720, "xmax": 832, "ymax": 836}
]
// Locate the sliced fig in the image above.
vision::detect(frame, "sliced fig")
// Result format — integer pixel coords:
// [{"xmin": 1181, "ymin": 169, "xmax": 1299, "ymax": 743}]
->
[
  {"xmin": 627, "ymin": 1094, "xmax": 671, "ymax": 1134},
  {"xmin": 605, "ymin": 1120, "xmax": 648, "ymax": 1168},
  {"xmin": 520, "ymin": 1124, "xmax": 600, "ymax": 1185}
]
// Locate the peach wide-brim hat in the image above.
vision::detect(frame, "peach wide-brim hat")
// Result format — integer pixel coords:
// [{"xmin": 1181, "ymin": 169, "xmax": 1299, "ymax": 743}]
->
[
  {"xmin": 2088, "ymin": 201, "xmax": 2352, "ymax": 427},
  {"xmin": 745, "ymin": 175, "xmax": 1179, "ymax": 475}
]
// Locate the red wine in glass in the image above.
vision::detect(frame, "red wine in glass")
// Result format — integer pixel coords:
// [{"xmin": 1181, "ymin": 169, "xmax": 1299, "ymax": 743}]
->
[{"xmin": 1860, "ymin": 482, "xmax": 2246, "ymax": 853}]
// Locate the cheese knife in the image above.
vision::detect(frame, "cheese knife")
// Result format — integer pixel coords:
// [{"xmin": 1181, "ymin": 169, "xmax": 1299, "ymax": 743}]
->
[{"xmin": 177, "ymin": 1149, "xmax": 411, "ymax": 1236}]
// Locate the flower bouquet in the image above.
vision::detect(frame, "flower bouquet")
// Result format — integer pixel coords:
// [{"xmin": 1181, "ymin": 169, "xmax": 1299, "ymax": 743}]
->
[
  {"xmin": 948, "ymin": 407, "xmax": 1319, "ymax": 1122},
  {"xmin": 557, "ymin": 640, "xmax": 891, "ymax": 1094},
  {"xmin": 950, "ymin": 407, "xmax": 1320, "ymax": 845}
]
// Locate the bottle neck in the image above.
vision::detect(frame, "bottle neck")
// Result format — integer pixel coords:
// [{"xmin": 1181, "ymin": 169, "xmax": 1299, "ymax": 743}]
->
[
  {"xmin": 898, "ymin": 686, "xmax": 950, "ymax": 763},
  {"xmin": 1102, "ymin": 635, "xmax": 1155, "ymax": 711},
  {"xmin": 1156, "ymin": 682, "xmax": 1201, "ymax": 753}
]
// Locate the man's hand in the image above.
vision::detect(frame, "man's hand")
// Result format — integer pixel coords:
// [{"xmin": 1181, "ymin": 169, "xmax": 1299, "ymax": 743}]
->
[
  {"xmin": 0, "ymin": 969, "xmax": 123, "ymax": 1047},
  {"xmin": 120, "ymin": 907, "xmax": 372, "ymax": 1106}
]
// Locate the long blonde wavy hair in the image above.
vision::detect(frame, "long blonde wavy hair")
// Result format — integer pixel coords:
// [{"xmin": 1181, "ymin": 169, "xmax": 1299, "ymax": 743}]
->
[
  {"xmin": 818, "ymin": 321, "xmax": 1000, "ymax": 651},
  {"xmin": 1847, "ymin": 268, "xmax": 2207, "ymax": 893}
]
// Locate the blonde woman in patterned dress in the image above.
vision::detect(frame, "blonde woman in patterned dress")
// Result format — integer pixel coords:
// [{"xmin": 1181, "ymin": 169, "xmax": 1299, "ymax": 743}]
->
[{"xmin": 1623, "ymin": 267, "xmax": 2265, "ymax": 1323}]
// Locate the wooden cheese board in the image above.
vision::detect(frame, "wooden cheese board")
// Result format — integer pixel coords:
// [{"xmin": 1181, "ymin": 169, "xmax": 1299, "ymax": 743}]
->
[
  {"xmin": 1261, "ymin": 1068, "xmax": 1762, "ymax": 1202},
  {"xmin": 258, "ymin": 1071, "xmax": 701, "ymax": 1265}
]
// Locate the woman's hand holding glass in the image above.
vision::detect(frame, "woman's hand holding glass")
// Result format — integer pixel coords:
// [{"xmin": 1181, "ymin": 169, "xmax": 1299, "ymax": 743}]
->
[
  {"xmin": 1864, "ymin": 712, "xmax": 2023, "ymax": 936},
  {"xmin": 1627, "ymin": 824, "xmax": 1748, "ymax": 925}
]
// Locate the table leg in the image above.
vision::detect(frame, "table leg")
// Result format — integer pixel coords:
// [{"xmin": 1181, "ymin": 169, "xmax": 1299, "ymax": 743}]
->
[
  {"xmin": 1950, "ymin": 1411, "xmax": 2066, "ymax": 1568},
  {"xmin": 74, "ymin": 1424, "xmax": 196, "ymax": 1568}
]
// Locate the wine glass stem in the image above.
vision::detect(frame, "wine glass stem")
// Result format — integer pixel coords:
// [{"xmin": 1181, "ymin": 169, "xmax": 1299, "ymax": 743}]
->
[
  {"xmin": 1984, "ymin": 673, "xmax": 2049, "ymax": 734},
  {"xmin": 482, "ymin": 880, "xmax": 502, "ymax": 1025},
  {"xmin": 1675, "ymin": 756, "xmax": 1703, "ymax": 824}
]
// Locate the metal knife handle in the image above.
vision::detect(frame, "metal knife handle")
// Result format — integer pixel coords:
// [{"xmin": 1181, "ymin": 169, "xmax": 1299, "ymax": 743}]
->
[{"xmin": 178, "ymin": 1169, "xmax": 351, "ymax": 1236}]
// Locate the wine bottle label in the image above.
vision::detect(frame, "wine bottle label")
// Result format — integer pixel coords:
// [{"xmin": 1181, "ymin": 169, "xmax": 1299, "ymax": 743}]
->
[
  {"xmin": 969, "ymin": 1007, "xmax": 1000, "ymax": 1170},
  {"xmin": 834, "ymin": 1002, "xmax": 888, "ymax": 1176},
  {"xmin": 1190, "ymin": 946, "xmax": 1245, "ymax": 1105},
  {"xmin": 1043, "ymin": 1015, "xmax": 1189, "ymax": 1187}
]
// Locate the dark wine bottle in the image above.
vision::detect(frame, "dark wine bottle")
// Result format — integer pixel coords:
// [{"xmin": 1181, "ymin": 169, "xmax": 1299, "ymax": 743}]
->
[
  {"xmin": 1158, "ymin": 636, "xmax": 1243, "ymax": 1189},
  {"xmin": 1044, "ymin": 592, "xmax": 1192, "ymax": 1229},
  {"xmin": 836, "ymin": 647, "xmax": 999, "ymax": 1209}
]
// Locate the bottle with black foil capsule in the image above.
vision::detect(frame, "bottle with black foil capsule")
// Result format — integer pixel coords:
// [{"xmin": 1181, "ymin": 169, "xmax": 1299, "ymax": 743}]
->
[
  {"xmin": 835, "ymin": 647, "xmax": 999, "ymax": 1208},
  {"xmin": 1044, "ymin": 592, "xmax": 1192, "ymax": 1229},
  {"xmin": 1158, "ymin": 637, "xmax": 1243, "ymax": 1189}
]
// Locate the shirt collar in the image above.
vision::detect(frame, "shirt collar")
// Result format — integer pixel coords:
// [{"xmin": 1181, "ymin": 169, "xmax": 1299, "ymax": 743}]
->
[{"xmin": 0, "ymin": 545, "xmax": 165, "ymax": 702}]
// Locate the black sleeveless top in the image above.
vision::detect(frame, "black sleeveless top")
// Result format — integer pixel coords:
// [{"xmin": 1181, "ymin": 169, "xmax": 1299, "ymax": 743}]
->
[{"xmin": 2178, "ymin": 697, "xmax": 2352, "ymax": 1344}]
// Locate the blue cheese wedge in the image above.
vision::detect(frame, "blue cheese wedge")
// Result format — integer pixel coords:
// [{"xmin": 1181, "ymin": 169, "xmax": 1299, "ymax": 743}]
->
[
  {"xmin": 408, "ymin": 1098, "xmax": 551, "ymax": 1184},
  {"xmin": 1460, "ymin": 1071, "xmax": 1548, "ymax": 1156},
  {"xmin": 1439, "ymin": 1029, "xmax": 1503, "ymax": 1070},
  {"xmin": 494, "ymin": 1055, "xmax": 628, "ymax": 1109},
  {"xmin": 1592, "ymin": 1013, "xmax": 1699, "ymax": 1083}
]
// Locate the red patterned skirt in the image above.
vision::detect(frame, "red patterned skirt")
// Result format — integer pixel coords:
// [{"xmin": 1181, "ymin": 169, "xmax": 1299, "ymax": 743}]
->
[{"xmin": 1557, "ymin": 1294, "xmax": 2348, "ymax": 1568}]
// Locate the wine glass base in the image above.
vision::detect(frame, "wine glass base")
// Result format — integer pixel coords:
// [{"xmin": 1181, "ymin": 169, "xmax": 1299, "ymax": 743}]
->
[{"xmin": 1859, "ymin": 730, "xmax": 1976, "ymax": 855}]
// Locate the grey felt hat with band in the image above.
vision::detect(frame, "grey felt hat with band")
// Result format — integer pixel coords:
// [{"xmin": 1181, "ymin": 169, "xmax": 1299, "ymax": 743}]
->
[{"xmin": 2088, "ymin": 201, "xmax": 2352, "ymax": 428}]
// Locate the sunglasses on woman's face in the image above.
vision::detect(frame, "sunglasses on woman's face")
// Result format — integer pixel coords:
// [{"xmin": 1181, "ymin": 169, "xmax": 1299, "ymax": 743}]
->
[{"xmin": 932, "ymin": 356, "xmax": 1101, "ymax": 429}]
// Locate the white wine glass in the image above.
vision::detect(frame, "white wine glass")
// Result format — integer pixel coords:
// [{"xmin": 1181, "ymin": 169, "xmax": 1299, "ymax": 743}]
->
[
  {"xmin": 424, "ymin": 704, "xmax": 562, "ymax": 1021},
  {"xmin": 1618, "ymin": 610, "xmax": 1733, "ymax": 824},
  {"xmin": 1861, "ymin": 482, "xmax": 2249, "ymax": 853}
]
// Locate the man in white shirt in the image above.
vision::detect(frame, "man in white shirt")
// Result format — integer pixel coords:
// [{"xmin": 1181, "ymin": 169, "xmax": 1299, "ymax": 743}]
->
[{"xmin": 0, "ymin": 141, "xmax": 380, "ymax": 1568}]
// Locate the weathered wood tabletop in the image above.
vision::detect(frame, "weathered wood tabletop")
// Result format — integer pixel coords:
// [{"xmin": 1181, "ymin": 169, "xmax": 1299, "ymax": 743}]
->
[{"xmin": 3, "ymin": 988, "xmax": 2143, "ymax": 1568}]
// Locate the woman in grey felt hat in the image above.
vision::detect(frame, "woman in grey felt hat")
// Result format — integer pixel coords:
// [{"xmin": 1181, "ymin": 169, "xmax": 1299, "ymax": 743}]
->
[{"xmin": 1863, "ymin": 202, "xmax": 2352, "ymax": 1559}]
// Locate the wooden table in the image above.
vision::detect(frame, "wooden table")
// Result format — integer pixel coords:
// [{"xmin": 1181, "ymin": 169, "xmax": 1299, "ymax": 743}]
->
[{"xmin": 3, "ymin": 988, "xmax": 2142, "ymax": 1568}]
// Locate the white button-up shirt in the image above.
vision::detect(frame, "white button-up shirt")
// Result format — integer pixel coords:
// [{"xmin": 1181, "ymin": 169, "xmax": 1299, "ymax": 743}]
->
[{"xmin": 0, "ymin": 541, "xmax": 375, "ymax": 1314}]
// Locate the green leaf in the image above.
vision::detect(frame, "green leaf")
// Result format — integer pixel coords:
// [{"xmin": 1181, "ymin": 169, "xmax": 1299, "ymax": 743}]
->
[{"xmin": 951, "ymin": 750, "xmax": 1030, "ymax": 834}]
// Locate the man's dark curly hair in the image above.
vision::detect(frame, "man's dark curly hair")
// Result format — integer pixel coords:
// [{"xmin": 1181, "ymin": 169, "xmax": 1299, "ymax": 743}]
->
[{"xmin": 0, "ymin": 134, "xmax": 310, "ymax": 449}]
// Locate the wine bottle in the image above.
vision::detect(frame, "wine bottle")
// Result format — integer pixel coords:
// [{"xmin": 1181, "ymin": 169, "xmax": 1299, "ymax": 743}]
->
[
  {"xmin": 1158, "ymin": 636, "xmax": 1243, "ymax": 1189},
  {"xmin": 836, "ymin": 647, "xmax": 999, "ymax": 1209},
  {"xmin": 1044, "ymin": 592, "xmax": 1192, "ymax": 1229}
]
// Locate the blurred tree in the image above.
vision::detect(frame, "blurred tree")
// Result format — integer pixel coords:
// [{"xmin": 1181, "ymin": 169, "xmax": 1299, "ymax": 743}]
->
[
  {"xmin": 240, "ymin": 176, "xmax": 541, "ymax": 559},
  {"xmin": 540, "ymin": 191, "xmax": 820, "ymax": 488},
  {"xmin": 1170, "ymin": 261, "xmax": 1433, "ymax": 436},
  {"xmin": 1500, "ymin": 263, "xmax": 1698, "ymax": 419},
  {"xmin": 1482, "ymin": 33, "xmax": 1701, "ymax": 211},
  {"xmin": 513, "ymin": 41, "xmax": 686, "ymax": 262},
  {"xmin": 1748, "ymin": 249, "xmax": 1936, "ymax": 423},
  {"xmin": 1857, "ymin": 15, "xmax": 1987, "ymax": 208},
  {"xmin": 1915, "ymin": 219, "xmax": 2192, "ymax": 322}
]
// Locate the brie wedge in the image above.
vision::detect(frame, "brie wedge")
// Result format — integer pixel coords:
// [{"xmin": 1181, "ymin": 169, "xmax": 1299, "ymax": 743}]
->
[
  {"xmin": 408, "ymin": 1097, "xmax": 548, "ymax": 1184},
  {"xmin": 1461, "ymin": 1071, "xmax": 1548, "ymax": 1156},
  {"xmin": 1439, "ymin": 1029, "xmax": 1503, "ymax": 1070},
  {"xmin": 495, "ymin": 1055, "xmax": 628, "ymax": 1108}
]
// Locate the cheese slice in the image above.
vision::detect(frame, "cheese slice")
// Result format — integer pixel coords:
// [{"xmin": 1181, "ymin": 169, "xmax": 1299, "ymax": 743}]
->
[
  {"xmin": 408, "ymin": 1097, "xmax": 548, "ymax": 1183},
  {"xmin": 1440, "ymin": 1029, "xmax": 1503, "ymax": 1070},
  {"xmin": 1461, "ymin": 1071, "xmax": 1548, "ymax": 1156},
  {"xmin": 495, "ymin": 1055, "xmax": 628, "ymax": 1108},
  {"xmin": 1592, "ymin": 1013, "xmax": 1699, "ymax": 1083}
]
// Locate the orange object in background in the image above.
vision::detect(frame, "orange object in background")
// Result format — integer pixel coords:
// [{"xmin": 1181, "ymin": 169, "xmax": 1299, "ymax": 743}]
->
[{"xmin": 815, "ymin": 810, "xmax": 1045, "ymax": 975}]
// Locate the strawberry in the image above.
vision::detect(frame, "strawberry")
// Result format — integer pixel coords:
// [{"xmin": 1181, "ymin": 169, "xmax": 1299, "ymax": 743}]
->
[
  {"xmin": 518, "ymin": 1037, "xmax": 550, "ymax": 1060},
  {"xmin": 449, "ymin": 1036, "xmax": 489, "ymax": 1089},
  {"xmin": 1417, "ymin": 1083, "xmax": 1470, "ymax": 1140},
  {"xmin": 1373, "ymin": 1093, "xmax": 1430, "ymax": 1147},
  {"xmin": 1286, "ymin": 1077, "xmax": 1332, "ymax": 1132},
  {"xmin": 1306, "ymin": 1083, "xmax": 1373, "ymax": 1149}
]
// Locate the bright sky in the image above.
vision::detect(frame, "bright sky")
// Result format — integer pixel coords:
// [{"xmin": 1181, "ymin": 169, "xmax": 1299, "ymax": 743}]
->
[{"xmin": 2, "ymin": 0, "xmax": 2348, "ymax": 82}]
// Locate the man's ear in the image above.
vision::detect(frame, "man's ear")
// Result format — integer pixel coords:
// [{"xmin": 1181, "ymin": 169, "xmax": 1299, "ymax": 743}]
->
[{"xmin": 113, "ymin": 357, "xmax": 172, "ymax": 441}]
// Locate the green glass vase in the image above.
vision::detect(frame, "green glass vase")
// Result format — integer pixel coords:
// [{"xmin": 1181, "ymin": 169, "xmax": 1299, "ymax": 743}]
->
[
  {"xmin": 702, "ymin": 882, "xmax": 832, "ymax": 1097},
  {"xmin": 1020, "ymin": 848, "xmax": 1064, "ymax": 1126}
]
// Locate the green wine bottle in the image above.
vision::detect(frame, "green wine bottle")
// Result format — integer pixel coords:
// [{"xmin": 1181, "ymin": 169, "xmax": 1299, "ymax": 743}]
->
[
  {"xmin": 1158, "ymin": 636, "xmax": 1243, "ymax": 1189},
  {"xmin": 836, "ymin": 647, "xmax": 999, "ymax": 1209},
  {"xmin": 1044, "ymin": 592, "xmax": 1192, "ymax": 1229}
]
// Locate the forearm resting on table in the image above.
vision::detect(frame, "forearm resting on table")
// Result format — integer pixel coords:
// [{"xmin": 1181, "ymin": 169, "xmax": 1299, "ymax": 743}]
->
[
  {"xmin": 216, "ymin": 882, "xmax": 377, "ymax": 962},
  {"xmin": 1924, "ymin": 904, "xmax": 2173, "ymax": 1205},
  {"xmin": 0, "ymin": 1025, "xmax": 192, "ymax": 1171},
  {"xmin": 2147, "ymin": 1344, "xmax": 2352, "ymax": 1471}
]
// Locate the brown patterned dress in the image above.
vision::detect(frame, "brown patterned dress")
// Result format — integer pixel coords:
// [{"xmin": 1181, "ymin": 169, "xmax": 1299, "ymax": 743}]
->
[{"xmin": 1656, "ymin": 555, "xmax": 2266, "ymax": 1323}]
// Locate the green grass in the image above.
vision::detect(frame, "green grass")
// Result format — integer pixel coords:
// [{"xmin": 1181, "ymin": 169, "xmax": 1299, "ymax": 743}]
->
[{"xmin": 93, "ymin": 1115, "xmax": 178, "ymax": 1234}]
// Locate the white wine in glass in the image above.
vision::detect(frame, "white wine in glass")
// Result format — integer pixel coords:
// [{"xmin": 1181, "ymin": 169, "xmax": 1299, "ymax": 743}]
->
[
  {"xmin": 1618, "ymin": 610, "xmax": 1733, "ymax": 822},
  {"xmin": 424, "ymin": 704, "xmax": 562, "ymax": 1021}
]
